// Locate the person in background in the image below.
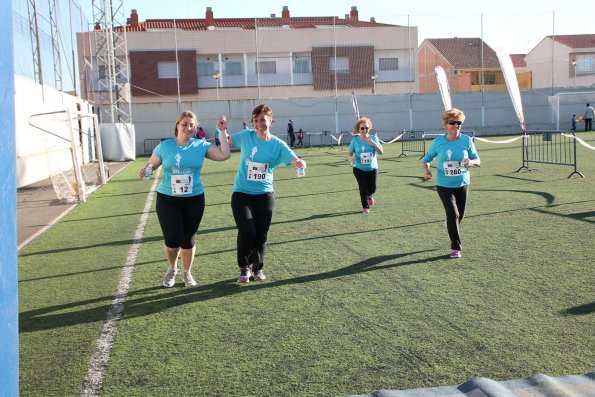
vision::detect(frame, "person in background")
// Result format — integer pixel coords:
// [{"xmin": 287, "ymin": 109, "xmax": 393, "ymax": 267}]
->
[
  {"xmin": 421, "ymin": 108, "xmax": 480, "ymax": 259},
  {"xmin": 297, "ymin": 128, "xmax": 305, "ymax": 147},
  {"xmin": 347, "ymin": 117, "xmax": 383, "ymax": 213},
  {"xmin": 287, "ymin": 119, "xmax": 296, "ymax": 148},
  {"xmin": 583, "ymin": 103, "xmax": 594, "ymax": 132},
  {"xmin": 571, "ymin": 114, "xmax": 577, "ymax": 132},
  {"xmin": 139, "ymin": 111, "xmax": 230, "ymax": 287},
  {"xmin": 222, "ymin": 104, "xmax": 306, "ymax": 283},
  {"xmin": 195, "ymin": 126, "xmax": 206, "ymax": 139}
]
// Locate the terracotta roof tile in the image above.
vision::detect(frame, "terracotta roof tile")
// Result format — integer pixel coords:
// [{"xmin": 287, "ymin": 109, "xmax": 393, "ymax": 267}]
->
[
  {"xmin": 426, "ymin": 38, "xmax": 500, "ymax": 69},
  {"xmin": 549, "ymin": 34, "xmax": 595, "ymax": 49},
  {"xmin": 115, "ymin": 15, "xmax": 392, "ymax": 32},
  {"xmin": 510, "ymin": 54, "xmax": 526, "ymax": 67}
]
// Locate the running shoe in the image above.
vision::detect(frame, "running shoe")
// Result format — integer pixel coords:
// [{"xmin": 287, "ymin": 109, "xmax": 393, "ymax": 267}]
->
[
  {"xmin": 449, "ymin": 250, "xmax": 462, "ymax": 259},
  {"xmin": 183, "ymin": 271, "xmax": 197, "ymax": 287},
  {"xmin": 367, "ymin": 196, "xmax": 375, "ymax": 206},
  {"xmin": 254, "ymin": 270, "xmax": 266, "ymax": 281},
  {"xmin": 163, "ymin": 268, "xmax": 179, "ymax": 287},
  {"xmin": 238, "ymin": 267, "xmax": 252, "ymax": 283},
  {"xmin": 362, "ymin": 207, "xmax": 370, "ymax": 213}
]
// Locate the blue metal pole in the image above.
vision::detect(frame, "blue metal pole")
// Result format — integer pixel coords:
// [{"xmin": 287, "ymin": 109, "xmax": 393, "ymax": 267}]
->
[{"xmin": 0, "ymin": 0, "xmax": 19, "ymax": 395}]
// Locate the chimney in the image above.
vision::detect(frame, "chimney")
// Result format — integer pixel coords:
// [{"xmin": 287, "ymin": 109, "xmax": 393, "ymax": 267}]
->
[
  {"xmin": 350, "ymin": 6, "xmax": 359, "ymax": 21},
  {"xmin": 282, "ymin": 6, "xmax": 290, "ymax": 18},
  {"xmin": 129, "ymin": 9, "xmax": 139, "ymax": 27},
  {"xmin": 282, "ymin": 6, "xmax": 290, "ymax": 29},
  {"xmin": 206, "ymin": 7, "xmax": 214, "ymax": 30},
  {"xmin": 370, "ymin": 17, "xmax": 376, "ymax": 23}
]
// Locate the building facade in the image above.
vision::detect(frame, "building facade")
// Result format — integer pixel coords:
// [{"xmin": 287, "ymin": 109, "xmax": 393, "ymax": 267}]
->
[{"xmin": 78, "ymin": 6, "xmax": 419, "ymax": 106}]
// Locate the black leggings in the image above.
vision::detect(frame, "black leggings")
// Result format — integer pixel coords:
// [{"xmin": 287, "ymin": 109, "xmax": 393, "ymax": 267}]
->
[
  {"xmin": 353, "ymin": 167, "xmax": 378, "ymax": 209},
  {"xmin": 230, "ymin": 192, "xmax": 275, "ymax": 270},
  {"xmin": 436, "ymin": 185, "xmax": 469, "ymax": 251},
  {"xmin": 155, "ymin": 192, "xmax": 205, "ymax": 249}
]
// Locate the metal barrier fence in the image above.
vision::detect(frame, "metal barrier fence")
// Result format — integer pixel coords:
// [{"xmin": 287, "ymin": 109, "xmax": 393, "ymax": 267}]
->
[
  {"xmin": 398, "ymin": 130, "xmax": 426, "ymax": 159},
  {"xmin": 144, "ymin": 138, "xmax": 164, "ymax": 155},
  {"xmin": 516, "ymin": 130, "xmax": 584, "ymax": 178}
]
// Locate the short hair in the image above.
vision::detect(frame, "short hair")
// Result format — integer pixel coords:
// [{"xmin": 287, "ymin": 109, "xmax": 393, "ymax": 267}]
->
[
  {"xmin": 354, "ymin": 117, "xmax": 373, "ymax": 133},
  {"xmin": 442, "ymin": 108, "xmax": 466, "ymax": 127},
  {"xmin": 252, "ymin": 104, "xmax": 273, "ymax": 121},
  {"xmin": 175, "ymin": 111, "xmax": 199, "ymax": 136}
]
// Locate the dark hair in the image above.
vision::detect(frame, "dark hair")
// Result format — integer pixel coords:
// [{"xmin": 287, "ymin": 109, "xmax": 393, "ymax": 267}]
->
[{"xmin": 252, "ymin": 104, "xmax": 273, "ymax": 122}]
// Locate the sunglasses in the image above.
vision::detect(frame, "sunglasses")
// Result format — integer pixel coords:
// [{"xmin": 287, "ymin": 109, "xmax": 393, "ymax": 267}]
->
[
  {"xmin": 448, "ymin": 120, "xmax": 463, "ymax": 126},
  {"xmin": 359, "ymin": 126, "xmax": 370, "ymax": 131}
]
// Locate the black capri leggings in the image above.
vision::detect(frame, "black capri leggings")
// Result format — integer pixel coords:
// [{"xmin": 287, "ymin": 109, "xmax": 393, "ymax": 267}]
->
[
  {"xmin": 352, "ymin": 167, "xmax": 378, "ymax": 209},
  {"xmin": 230, "ymin": 192, "xmax": 275, "ymax": 271},
  {"xmin": 155, "ymin": 192, "xmax": 205, "ymax": 249}
]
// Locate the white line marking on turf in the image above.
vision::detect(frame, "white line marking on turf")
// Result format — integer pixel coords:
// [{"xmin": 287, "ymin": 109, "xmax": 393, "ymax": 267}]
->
[{"xmin": 79, "ymin": 170, "xmax": 160, "ymax": 397}]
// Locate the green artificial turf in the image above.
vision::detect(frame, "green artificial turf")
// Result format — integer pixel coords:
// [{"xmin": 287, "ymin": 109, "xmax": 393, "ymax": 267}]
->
[{"xmin": 19, "ymin": 134, "xmax": 595, "ymax": 396}]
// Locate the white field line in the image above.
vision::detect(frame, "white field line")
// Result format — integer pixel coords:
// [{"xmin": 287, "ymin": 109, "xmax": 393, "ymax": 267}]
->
[{"xmin": 79, "ymin": 169, "xmax": 159, "ymax": 397}]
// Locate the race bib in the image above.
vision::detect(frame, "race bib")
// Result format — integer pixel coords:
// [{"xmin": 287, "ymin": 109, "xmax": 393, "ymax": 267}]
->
[
  {"xmin": 443, "ymin": 160, "xmax": 466, "ymax": 177},
  {"xmin": 247, "ymin": 161, "xmax": 268, "ymax": 181},
  {"xmin": 360, "ymin": 152, "xmax": 373, "ymax": 165},
  {"xmin": 171, "ymin": 174, "xmax": 193, "ymax": 194}
]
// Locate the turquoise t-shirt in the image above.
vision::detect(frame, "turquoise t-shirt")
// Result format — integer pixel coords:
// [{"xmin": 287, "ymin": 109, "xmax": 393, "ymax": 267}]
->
[
  {"xmin": 421, "ymin": 133, "xmax": 480, "ymax": 188},
  {"xmin": 348, "ymin": 135, "xmax": 382, "ymax": 171},
  {"xmin": 231, "ymin": 129, "xmax": 297, "ymax": 194},
  {"xmin": 153, "ymin": 138, "xmax": 211, "ymax": 196}
]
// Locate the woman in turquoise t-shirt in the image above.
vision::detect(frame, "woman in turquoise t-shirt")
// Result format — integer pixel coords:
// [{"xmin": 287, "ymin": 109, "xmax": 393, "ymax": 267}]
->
[
  {"xmin": 224, "ymin": 104, "xmax": 306, "ymax": 283},
  {"xmin": 347, "ymin": 117, "xmax": 384, "ymax": 213},
  {"xmin": 139, "ymin": 111, "xmax": 230, "ymax": 288},
  {"xmin": 421, "ymin": 108, "xmax": 480, "ymax": 259}
]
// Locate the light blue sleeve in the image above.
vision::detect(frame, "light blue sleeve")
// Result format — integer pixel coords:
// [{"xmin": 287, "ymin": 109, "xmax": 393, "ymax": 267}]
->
[{"xmin": 421, "ymin": 138, "xmax": 438, "ymax": 164}]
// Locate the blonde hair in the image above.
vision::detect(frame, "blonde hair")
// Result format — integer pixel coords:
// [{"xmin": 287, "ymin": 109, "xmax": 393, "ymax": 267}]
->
[
  {"xmin": 442, "ymin": 108, "xmax": 465, "ymax": 127},
  {"xmin": 354, "ymin": 117, "xmax": 373, "ymax": 134},
  {"xmin": 174, "ymin": 111, "xmax": 199, "ymax": 136}
]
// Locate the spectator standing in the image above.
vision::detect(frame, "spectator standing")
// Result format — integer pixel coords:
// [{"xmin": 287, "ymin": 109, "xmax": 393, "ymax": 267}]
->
[
  {"xmin": 195, "ymin": 126, "xmax": 206, "ymax": 139},
  {"xmin": 287, "ymin": 119, "xmax": 296, "ymax": 148},
  {"xmin": 571, "ymin": 114, "xmax": 577, "ymax": 132},
  {"xmin": 584, "ymin": 103, "xmax": 595, "ymax": 132}
]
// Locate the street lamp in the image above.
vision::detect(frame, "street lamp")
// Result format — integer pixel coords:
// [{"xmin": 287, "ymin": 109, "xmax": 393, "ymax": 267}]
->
[
  {"xmin": 571, "ymin": 60, "xmax": 577, "ymax": 88},
  {"xmin": 371, "ymin": 74, "xmax": 377, "ymax": 94},
  {"xmin": 212, "ymin": 72, "xmax": 220, "ymax": 100}
]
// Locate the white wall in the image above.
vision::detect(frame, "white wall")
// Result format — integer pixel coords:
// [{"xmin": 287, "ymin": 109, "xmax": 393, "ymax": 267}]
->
[{"xmin": 15, "ymin": 76, "xmax": 96, "ymax": 187}]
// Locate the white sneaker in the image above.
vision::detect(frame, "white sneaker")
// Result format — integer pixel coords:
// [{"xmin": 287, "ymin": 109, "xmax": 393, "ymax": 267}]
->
[
  {"xmin": 183, "ymin": 271, "xmax": 197, "ymax": 287},
  {"xmin": 163, "ymin": 268, "xmax": 179, "ymax": 287},
  {"xmin": 238, "ymin": 267, "xmax": 252, "ymax": 283},
  {"xmin": 253, "ymin": 270, "xmax": 266, "ymax": 281}
]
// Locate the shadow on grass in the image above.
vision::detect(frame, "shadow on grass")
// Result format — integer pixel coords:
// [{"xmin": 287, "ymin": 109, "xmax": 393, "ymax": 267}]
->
[
  {"xmin": 19, "ymin": 249, "xmax": 443, "ymax": 333},
  {"xmin": 18, "ymin": 259, "xmax": 162, "ymax": 283},
  {"xmin": 560, "ymin": 301, "xmax": 595, "ymax": 316},
  {"xmin": 18, "ymin": 235, "xmax": 164, "ymax": 257}
]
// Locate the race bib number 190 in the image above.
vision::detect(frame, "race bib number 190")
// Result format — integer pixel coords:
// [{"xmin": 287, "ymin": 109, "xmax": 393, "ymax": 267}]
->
[{"xmin": 247, "ymin": 161, "xmax": 268, "ymax": 181}]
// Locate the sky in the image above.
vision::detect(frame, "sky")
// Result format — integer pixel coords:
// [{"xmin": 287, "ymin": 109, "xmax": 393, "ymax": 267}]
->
[{"xmin": 87, "ymin": 0, "xmax": 595, "ymax": 55}]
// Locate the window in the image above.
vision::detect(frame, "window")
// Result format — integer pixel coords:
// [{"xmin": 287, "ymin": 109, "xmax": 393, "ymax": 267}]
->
[
  {"xmin": 484, "ymin": 73, "xmax": 496, "ymax": 85},
  {"xmin": 197, "ymin": 62, "xmax": 216, "ymax": 77},
  {"xmin": 157, "ymin": 62, "xmax": 178, "ymax": 79},
  {"xmin": 330, "ymin": 57, "xmax": 349, "ymax": 73},
  {"xmin": 379, "ymin": 58, "xmax": 398, "ymax": 71},
  {"xmin": 256, "ymin": 61, "xmax": 276, "ymax": 74},
  {"xmin": 293, "ymin": 58, "xmax": 311, "ymax": 73},
  {"xmin": 224, "ymin": 62, "xmax": 242, "ymax": 75},
  {"xmin": 576, "ymin": 55, "xmax": 595, "ymax": 73}
]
